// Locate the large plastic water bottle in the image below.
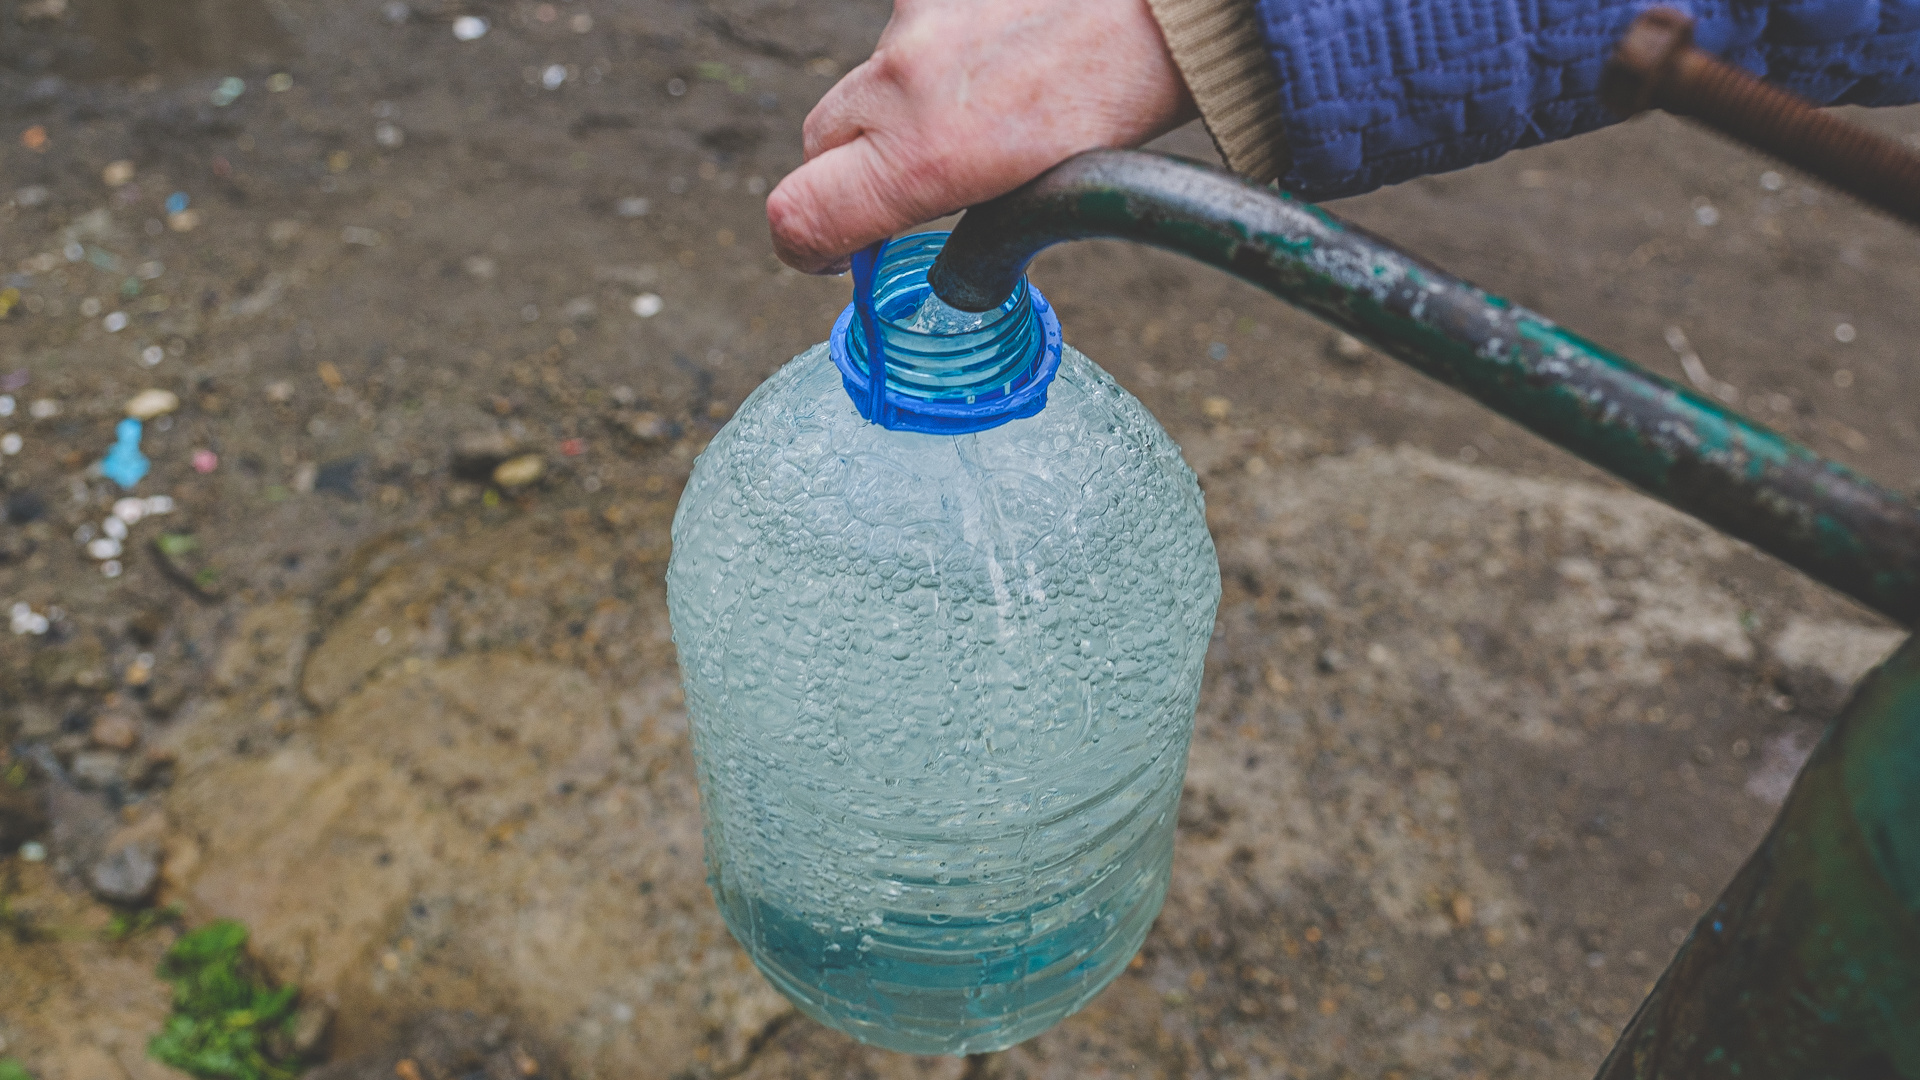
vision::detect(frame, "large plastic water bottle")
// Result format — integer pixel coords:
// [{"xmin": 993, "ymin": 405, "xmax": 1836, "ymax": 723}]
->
[{"xmin": 667, "ymin": 233, "xmax": 1219, "ymax": 1054}]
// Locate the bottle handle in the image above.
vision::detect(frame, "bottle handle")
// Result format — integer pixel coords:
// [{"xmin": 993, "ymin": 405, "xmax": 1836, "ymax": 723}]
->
[{"xmin": 851, "ymin": 238, "xmax": 889, "ymax": 427}]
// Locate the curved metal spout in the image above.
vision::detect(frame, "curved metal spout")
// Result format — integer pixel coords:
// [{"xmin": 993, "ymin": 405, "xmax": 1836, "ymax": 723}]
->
[{"xmin": 927, "ymin": 150, "xmax": 1920, "ymax": 628}]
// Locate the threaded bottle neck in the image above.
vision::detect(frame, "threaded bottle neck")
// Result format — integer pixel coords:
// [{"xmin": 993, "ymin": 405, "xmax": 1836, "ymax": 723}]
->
[{"xmin": 830, "ymin": 232, "xmax": 1062, "ymax": 435}]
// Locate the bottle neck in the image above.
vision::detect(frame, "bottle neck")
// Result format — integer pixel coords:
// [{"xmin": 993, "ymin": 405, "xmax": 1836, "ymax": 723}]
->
[{"xmin": 830, "ymin": 232, "xmax": 1062, "ymax": 435}]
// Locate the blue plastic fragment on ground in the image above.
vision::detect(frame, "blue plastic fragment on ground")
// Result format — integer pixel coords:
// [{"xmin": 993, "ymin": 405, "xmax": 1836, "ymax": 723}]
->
[
  {"xmin": 100, "ymin": 418, "xmax": 149, "ymax": 489},
  {"xmin": 166, "ymin": 191, "xmax": 190, "ymax": 214}
]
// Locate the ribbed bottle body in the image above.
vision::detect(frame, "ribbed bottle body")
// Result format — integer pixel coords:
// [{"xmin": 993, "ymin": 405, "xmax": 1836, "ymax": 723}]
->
[{"xmin": 667, "ymin": 343, "xmax": 1219, "ymax": 1054}]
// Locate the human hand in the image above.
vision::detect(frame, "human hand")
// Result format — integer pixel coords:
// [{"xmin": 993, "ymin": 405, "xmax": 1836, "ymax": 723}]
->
[{"xmin": 766, "ymin": 0, "xmax": 1196, "ymax": 273}]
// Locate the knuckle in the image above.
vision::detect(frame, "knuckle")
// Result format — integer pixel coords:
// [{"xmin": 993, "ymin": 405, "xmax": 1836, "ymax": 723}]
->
[{"xmin": 862, "ymin": 43, "xmax": 921, "ymax": 93}]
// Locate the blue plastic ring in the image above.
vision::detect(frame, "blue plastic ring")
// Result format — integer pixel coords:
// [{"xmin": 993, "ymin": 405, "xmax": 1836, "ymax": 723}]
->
[{"xmin": 829, "ymin": 287, "xmax": 1063, "ymax": 436}]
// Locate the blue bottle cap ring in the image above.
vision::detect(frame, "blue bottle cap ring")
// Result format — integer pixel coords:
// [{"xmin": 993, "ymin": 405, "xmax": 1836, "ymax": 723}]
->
[{"xmin": 829, "ymin": 268, "xmax": 1062, "ymax": 436}]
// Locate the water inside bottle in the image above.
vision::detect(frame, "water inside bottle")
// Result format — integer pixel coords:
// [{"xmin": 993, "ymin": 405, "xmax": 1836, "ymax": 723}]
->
[{"xmin": 899, "ymin": 293, "xmax": 994, "ymax": 336}]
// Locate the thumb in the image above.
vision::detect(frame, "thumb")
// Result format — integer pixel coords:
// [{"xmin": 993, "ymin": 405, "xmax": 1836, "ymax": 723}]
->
[{"xmin": 767, "ymin": 136, "xmax": 942, "ymax": 274}]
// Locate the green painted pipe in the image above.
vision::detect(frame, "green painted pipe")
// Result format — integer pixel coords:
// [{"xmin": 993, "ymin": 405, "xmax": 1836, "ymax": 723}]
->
[
  {"xmin": 929, "ymin": 151, "xmax": 1920, "ymax": 629},
  {"xmin": 928, "ymin": 150, "xmax": 1920, "ymax": 1076}
]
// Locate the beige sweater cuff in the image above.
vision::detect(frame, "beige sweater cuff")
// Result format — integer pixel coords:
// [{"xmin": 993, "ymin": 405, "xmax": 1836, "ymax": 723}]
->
[{"xmin": 1145, "ymin": 0, "xmax": 1289, "ymax": 184}]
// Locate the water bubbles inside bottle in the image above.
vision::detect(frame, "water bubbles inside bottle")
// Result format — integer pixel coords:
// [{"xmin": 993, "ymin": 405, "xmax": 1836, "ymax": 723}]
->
[{"xmin": 901, "ymin": 293, "xmax": 993, "ymax": 336}]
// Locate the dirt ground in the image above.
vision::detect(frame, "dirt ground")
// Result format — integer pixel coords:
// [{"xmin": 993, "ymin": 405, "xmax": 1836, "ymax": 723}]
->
[{"xmin": 2, "ymin": 2, "xmax": 1918, "ymax": 1078}]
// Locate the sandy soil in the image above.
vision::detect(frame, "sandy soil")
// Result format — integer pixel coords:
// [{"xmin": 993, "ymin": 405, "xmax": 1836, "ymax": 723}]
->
[{"xmin": 2, "ymin": 2, "xmax": 1917, "ymax": 1077}]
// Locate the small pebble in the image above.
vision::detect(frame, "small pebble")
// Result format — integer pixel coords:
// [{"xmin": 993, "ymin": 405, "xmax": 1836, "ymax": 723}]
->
[
  {"xmin": 102, "ymin": 160, "xmax": 136, "ymax": 187},
  {"xmin": 10, "ymin": 603, "xmax": 49, "ymax": 635},
  {"xmin": 126, "ymin": 388, "xmax": 180, "ymax": 419},
  {"xmin": 291, "ymin": 1001, "xmax": 335, "ymax": 1055},
  {"xmin": 452, "ymin": 15, "xmax": 488, "ymax": 40},
  {"xmin": 69, "ymin": 750, "xmax": 126, "ymax": 788},
  {"xmin": 91, "ymin": 713, "xmax": 139, "ymax": 750},
  {"xmin": 493, "ymin": 454, "xmax": 545, "ymax": 488},
  {"xmin": 89, "ymin": 842, "xmax": 161, "ymax": 904},
  {"xmin": 627, "ymin": 412, "xmax": 671, "ymax": 441},
  {"xmin": 193, "ymin": 449, "xmax": 219, "ymax": 473},
  {"xmin": 210, "ymin": 77, "xmax": 245, "ymax": 107}
]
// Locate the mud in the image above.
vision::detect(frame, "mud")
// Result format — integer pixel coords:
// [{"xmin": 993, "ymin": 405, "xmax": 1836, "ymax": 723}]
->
[{"xmin": 2, "ymin": 1, "xmax": 1918, "ymax": 1078}]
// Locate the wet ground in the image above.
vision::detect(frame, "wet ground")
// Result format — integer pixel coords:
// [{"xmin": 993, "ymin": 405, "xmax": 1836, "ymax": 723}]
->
[{"xmin": 2, "ymin": 2, "xmax": 1918, "ymax": 1078}]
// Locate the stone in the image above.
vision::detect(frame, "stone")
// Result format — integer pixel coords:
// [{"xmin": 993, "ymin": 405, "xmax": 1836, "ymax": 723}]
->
[
  {"xmin": 491, "ymin": 454, "xmax": 544, "ymax": 488},
  {"xmin": 625, "ymin": 411, "xmax": 673, "ymax": 442},
  {"xmin": 125, "ymin": 389, "xmax": 181, "ymax": 420},
  {"xmin": 89, "ymin": 841, "xmax": 160, "ymax": 904},
  {"xmin": 45, "ymin": 779, "xmax": 116, "ymax": 869},
  {"xmin": 291, "ymin": 999, "xmax": 336, "ymax": 1057},
  {"xmin": 67, "ymin": 751, "xmax": 126, "ymax": 789},
  {"xmin": 90, "ymin": 712, "xmax": 140, "ymax": 751}
]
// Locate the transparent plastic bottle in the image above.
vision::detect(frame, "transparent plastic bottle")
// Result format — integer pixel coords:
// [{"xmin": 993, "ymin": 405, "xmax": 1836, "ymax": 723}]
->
[{"xmin": 667, "ymin": 233, "xmax": 1219, "ymax": 1054}]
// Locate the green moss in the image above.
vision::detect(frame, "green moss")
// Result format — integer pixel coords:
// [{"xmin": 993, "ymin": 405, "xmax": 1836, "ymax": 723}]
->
[
  {"xmin": 0, "ymin": 1058, "xmax": 35, "ymax": 1080},
  {"xmin": 147, "ymin": 920, "xmax": 302, "ymax": 1080}
]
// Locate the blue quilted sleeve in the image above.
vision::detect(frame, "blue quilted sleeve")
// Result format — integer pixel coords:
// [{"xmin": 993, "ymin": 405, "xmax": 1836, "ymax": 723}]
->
[{"xmin": 1253, "ymin": 0, "xmax": 1920, "ymax": 199}]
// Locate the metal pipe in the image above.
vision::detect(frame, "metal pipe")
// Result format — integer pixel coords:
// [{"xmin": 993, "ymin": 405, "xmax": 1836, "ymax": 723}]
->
[
  {"xmin": 927, "ymin": 150, "xmax": 1920, "ymax": 627},
  {"xmin": 1601, "ymin": 7, "xmax": 1920, "ymax": 230}
]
